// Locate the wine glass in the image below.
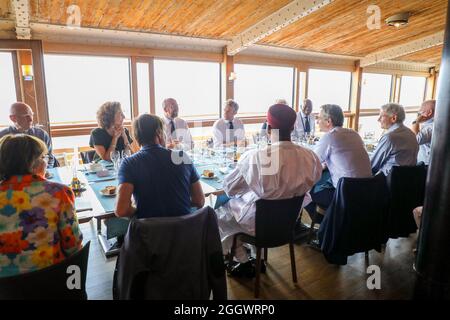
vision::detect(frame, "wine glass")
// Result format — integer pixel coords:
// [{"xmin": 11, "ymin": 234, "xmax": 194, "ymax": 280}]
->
[{"xmin": 110, "ymin": 150, "xmax": 120, "ymax": 171}]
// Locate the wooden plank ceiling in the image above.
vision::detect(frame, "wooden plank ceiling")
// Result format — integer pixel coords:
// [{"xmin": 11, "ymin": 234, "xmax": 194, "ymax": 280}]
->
[
  {"xmin": 1, "ymin": 0, "xmax": 445, "ymax": 66},
  {"xmin": 259, "ymin": 0, "xmax": 447, "ymax": 57},
  {"xmin": 0, "ymin": 0, "xmax": 12, "ymax": 19},
  {"xmin": 29, "ymin": 0, "xmax": 292, "ymax": 38}
]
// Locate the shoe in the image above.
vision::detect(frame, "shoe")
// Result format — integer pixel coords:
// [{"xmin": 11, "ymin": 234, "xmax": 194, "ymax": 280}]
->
[
  {"xmin": 308, "ymin": 239, "xmax": 321, "ymax": 251},
  {"xmin": 227, "ymin": 261, "xmax": 256, "ymax": 278},
  {"xmin": 248, "ymin": 257, "xmax": 266, "ymax": 274}
]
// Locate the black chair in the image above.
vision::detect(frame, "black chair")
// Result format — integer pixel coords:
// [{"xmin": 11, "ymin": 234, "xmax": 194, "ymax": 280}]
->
[
  {"xmin": 386, "ymin": 164, "xmax": 427, "ymax": 238},
  {"xmin": 0, "ymin": 241, "xmax": 90, "ymax": 300},
  {"xmin": 318, "ymin": 174, "xmax": 389, "ymax": 265},
  {"xmin": 230, "ymin": 195, "xmax": 305, "ymax": 298},
  {"xmin": 80, "ymin": 150, "xmax": 97, "ymax": 164}
]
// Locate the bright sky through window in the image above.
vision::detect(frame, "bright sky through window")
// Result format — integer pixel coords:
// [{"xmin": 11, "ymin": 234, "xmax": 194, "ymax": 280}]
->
[{"xmin": 44, "ymin": 54, "xmax": 131, "ymax": 124}]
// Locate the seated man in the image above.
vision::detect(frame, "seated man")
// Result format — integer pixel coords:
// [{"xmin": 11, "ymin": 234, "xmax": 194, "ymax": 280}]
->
[
  {"xmin": 212, "ymin": 99, "xmax": 245, "ymax": 148},
  {"xmin": 216, "ymin": 104, "xmax": 322, "ymax": 277},
  {"xmin": 294, "ymin": 99, "xmax": 315, "ymax": 138},
  {"xmin": 0, "ymin": 102, "xmax": 56, "ymax": 167},
  {"xmin": 371, "ymin": 103, "xmax": 419, "ymax": 175},
  {"xmin": 306, "ymin": 104, "xmax": 372, "ymax": 216},
  {"xmin": 115, "ymin": 114, "xmax": 205, "ymax": 219},
  {"xmin": 161, "ymin": 98, "xmax": 193, "ymax": 150},
  {"xmin": 411, "ymin": 100, "xmax": 435, "ymax": 165}
]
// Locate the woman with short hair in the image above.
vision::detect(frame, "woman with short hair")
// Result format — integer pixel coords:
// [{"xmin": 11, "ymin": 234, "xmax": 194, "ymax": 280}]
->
[
  {"xmin": 0, "ymin": 134, "xmax": 83, "ymax": 278},
  {"xmin": 89, "ymin": 101, "xmax": 134, "ymax": 161}
]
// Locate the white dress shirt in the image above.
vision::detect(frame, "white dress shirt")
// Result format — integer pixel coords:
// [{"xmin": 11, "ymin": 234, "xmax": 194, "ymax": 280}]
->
[
  {"xmin": 162, "ymin": 115, "xmax": 193, "ymax": 149},
  {"xmin": 294, "ymin": 111, "xmax": 315, "ymax": 137},
  {"xmin": 370, "ymin": 123, "xmax": 419, "ymax": 176},
  {"xmin": 314, "ymin": 127, "xmax": 372, "ymax": 187},
  {"xmin": 216, "ymin": 141, "xmax": 322, "ymax": 244},
  {"xmin": 212, "ymin": 118, "xmax": 245, "ymax": 148},
  {"xmin": 416, "ymin": 118, "xmax": 434, "ymax": 165}
]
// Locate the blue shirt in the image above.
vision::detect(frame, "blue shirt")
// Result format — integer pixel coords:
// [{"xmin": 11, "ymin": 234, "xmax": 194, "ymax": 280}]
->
[
  {"xmin": 416, "ymin": 118, "xmax": 434, "ymax": 165},
  {"xmin": 118, "ymin": 144, "xmax": 200, "ymax": 219},
  {"xmin": 0, "ymin": 126, "xmax": 56, "ymax": 168},
  {"xmin": 314, "ymin": 127, "xmax": 372, "ymax": 188},
  {"xmin": 370, "ymin": 123, "xmax": 419, "ymax": 175}
]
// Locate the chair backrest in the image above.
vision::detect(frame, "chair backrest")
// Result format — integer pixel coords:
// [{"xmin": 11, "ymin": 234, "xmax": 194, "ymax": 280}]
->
[
  {"xmin": 386, "ymin": 164, "xmax": 427, "ymax": 238},
  {"xmin": 0, "ymin": 242, "xmax": 90, "ymax": 300},
  {"xmin": 254, "ymin": 195, "xmax": 305, "ymax": 248},
  {"xmin": 80, "ymin": 150, "xmax": 97, "ymax": 164},
  {"xmin": 114, "ymin": 207, "xmax": 226, "ymax": 300},
  {"xmin": 318, "ymin": 174, "xmax": 389, "ymax": 265}
]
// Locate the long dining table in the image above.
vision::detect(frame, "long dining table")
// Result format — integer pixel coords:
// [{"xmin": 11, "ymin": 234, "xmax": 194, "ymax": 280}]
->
[{"xmin": 46, "ymin": 139, "xmax": 376, "ymax": 257}]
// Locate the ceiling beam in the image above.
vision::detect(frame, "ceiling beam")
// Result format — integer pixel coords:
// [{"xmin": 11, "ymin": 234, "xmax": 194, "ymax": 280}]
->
[
  {"xmin": 11, "ymin": 0, "xmax": 31, "ymax": 39},
  {"xmin": 360, "ymin": 31, "xmax": 444, "ymax": 67},
  {"xmin": 227, "ymin": 0, "xmax": 334, "ymax": 56}
]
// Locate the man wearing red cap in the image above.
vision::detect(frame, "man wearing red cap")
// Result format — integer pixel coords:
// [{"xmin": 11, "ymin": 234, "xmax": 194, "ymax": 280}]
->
[{"xmin": 216, "ymin": 104, "xmax": 322, "ymax": 277}]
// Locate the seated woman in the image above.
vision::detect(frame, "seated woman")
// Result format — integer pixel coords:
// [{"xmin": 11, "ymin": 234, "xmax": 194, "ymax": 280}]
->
[
  {"xmin": 0, "ymin": 134, "xmax": 83, "ymax": 278},
  {"xmin": 89, "ymin": 101, "xmax": 134, "ymax": 162}
]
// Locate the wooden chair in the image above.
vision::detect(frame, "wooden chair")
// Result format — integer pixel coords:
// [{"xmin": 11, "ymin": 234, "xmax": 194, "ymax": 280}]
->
[
  {"xmin": 0, "ymin": 242, "xmax": 90, "ymax": 300},
  {"xmin": 230, "ymin": 196, "xmax": 304, "ymax": 298}
]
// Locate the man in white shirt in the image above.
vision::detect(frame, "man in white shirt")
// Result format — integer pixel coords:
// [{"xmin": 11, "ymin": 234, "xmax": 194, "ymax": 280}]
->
[
  {"xmin": 294, "ymin": 99, "xmax": 315, "ymax": 137},
  {"xmin": 212, "ymin": 99, "xmax": 245, "ymax": 148},
  {"xmin": 161, "ymin": 98, "xmax": 193, "ymax": 150},
  {"xmin": 305, "ymin": 104, "xmax": 372, "ymax": 217},
  {"xmin": 371, "ymin": 103, "xmax": 419, "ymax": 175},
  {"xmin": 216, "ymin": 104, "xmax": 322, "ymax": 277},
  {"xmin": 411, "ymin": 100, "xmax": 435, "ymax": 165}
]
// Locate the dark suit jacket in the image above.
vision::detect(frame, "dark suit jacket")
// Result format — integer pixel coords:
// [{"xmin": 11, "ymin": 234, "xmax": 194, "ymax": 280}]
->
[{"xmin": 113, "ymin": 206, "xmax": 227, "ymax": 300}]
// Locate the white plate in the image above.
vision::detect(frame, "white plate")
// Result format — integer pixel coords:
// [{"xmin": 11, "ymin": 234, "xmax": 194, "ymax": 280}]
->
[
  {"xmin": 201, "ymin": 174, "xmax": 217, "ymax": 180},
  {"xmin": 100, "ymin": 189, "xmax": 117, "ymax": 197}
]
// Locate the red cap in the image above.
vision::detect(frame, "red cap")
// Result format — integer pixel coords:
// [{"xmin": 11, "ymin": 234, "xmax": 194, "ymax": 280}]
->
[{"xmin": 267, "ymin": 104, "xmax": 297, "ymax": 130}]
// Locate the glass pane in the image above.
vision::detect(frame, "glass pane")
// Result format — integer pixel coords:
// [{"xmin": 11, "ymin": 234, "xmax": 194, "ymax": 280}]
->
[
  {"xmin": 154, "ymin": 59, "xmax": 220, "ymax": 119},
  {"xmin": 358, "ymin": 115, "xmax": 383, "ymax": 141},
  {"xmin": 44, "ymin": 54, "xmax": 131, "ymax": 124},
  {"xmin": 360, "ymin": 73, "xmax": 392, "ymax": 109},
  {"xmin": 308, "ymin": 69, "xmax": 351, "ymax": 112},
  {"xmin": 234, "ymin": 64, "xmax": 294, "ymax": 116},
  {"xmin": 137, "ymin": 62, "xmax": 150, "ymax": 115},
  {"xmin": 0, "ymin": 52, "xmax": 17, "ymax": 126},
  {"xmin": 399, "ymin": 76, "xmax": 426, "ymax": 107}
]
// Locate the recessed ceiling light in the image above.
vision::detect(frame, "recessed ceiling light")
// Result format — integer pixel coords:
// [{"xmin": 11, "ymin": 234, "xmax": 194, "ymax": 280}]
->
[{"xmin": 386, "ymin": 12, "xmax": 411, "ymax": 28}]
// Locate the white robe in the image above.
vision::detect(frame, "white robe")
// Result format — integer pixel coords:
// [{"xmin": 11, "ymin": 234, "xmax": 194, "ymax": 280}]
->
[{"xmin": 216, "ymin": 141, "xmax": 322, "ymax": 253}]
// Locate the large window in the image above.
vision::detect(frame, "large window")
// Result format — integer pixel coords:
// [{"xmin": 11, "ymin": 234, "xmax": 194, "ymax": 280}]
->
[
  {"xmin": 360, "ymin": 73, "xmax": 392, "ymax": 109},
  {"xmin": 0, "ymin": 52, "xmax": 17, "ymax": 126},
  {"xmin": 399, "ymin": 76, "xmax": 426, "ymax": 107},
  {"xmin": 137, "ymin": 62, "xmax": 151, "ymax": 115},
  {"xmin": 234, "ymin": 64, "xmax": 294, "ymax": 116},
  {"xmin": 308, "ymin": 69, "xmax": 352, "ymax": 112},
  {"xmin": 44, "ymin": 54, "xmax": 132, "ymax": 124},
  {"xmin": 154, "ymin": 59, "xmax": 220, "ymax": 120}
]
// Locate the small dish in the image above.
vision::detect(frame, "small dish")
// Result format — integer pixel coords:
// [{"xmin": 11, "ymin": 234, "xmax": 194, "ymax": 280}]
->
[{"xmin": 100, "ymin": 186, "xmax": 117, "ymax": 197}]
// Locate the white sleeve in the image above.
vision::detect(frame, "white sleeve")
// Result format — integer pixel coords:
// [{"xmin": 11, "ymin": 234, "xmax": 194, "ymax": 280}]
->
[
  {"xmin": 212, "ymin": 121, "xmax": 223, "ymax": 148},
  {"xmin": 313, "ymin": 133, "xmax": 330, "ymax": 163}
]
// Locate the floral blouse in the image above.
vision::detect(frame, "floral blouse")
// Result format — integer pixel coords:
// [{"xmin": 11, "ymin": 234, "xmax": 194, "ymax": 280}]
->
[{"xmin": 0, "ymin": 174, "xmax": 83, "ymax": 278}]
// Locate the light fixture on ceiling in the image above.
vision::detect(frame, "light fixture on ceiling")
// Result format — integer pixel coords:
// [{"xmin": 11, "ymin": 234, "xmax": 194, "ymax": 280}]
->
[
  {"xmin": 21, "ymin": 65, "xmax": 34, "ymax": 81},
  {"xmin": 386, "ymin": 12, "xmax": 411, "ymax": 28}
]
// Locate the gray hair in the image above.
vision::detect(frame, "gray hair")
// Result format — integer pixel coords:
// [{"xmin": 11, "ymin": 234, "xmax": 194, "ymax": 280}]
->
[
  {"xmin": 381, "ymin": 103, "xmax": 405, "ymax": 123},
  {"xmin": 275, "ymin": 98, "xmax": 288, "ymax": 105},
  {"xmin": 224, "ymin": 99, "xmax": 239, "ymax": 113},
  {"xmin": 321, "ymin": 104, "xmax": 344, "ymax": 127}
]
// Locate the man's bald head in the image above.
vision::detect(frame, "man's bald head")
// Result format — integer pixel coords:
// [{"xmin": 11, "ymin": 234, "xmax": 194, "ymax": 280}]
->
[
  {"xmin": 302, "ymin": 99, "xmax": 313, "ymax": 115},
  {"xmin": 420, "ymin": 100, "xmax": 436, "ymax": 120},
  {"xmin": 9, "ymin": 102, "xmax": 34, "ymax": 131}
]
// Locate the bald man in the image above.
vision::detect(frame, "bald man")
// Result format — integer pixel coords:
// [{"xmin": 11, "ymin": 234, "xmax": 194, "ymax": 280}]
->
[
  {"xmin": 0, "ymin": 102, "xmax": 56, "ymax": 167},
  {"xmin": 294, "ymin": 99, "xmax": 315, "ymax": 138},
  {"xmin": 411, "ymin": 100, "xmax": 436, "ymax": 165},
  {"xmin": 161, "ymin": 98, "xmax": 193, "ymax": 150}
]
